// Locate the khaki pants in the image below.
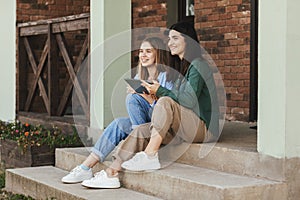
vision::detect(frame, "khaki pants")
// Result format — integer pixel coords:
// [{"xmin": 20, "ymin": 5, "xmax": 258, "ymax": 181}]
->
[{"xmin": 112, "ymin": 97, "xmax": 208, "ymax": 166}]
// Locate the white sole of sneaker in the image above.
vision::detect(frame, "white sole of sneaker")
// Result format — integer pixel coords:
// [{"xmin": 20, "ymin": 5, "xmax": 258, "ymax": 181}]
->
[
  {"xmin": 122, "ymin": 168, "xmax": 160, "ymax": 173},
  {"xmin": 62, "ymin": 180, "xmax": 83, "ymax": 184},
  {"xmin": 81, "ymin": 183, "xmax": 121, "ymax": 189}
]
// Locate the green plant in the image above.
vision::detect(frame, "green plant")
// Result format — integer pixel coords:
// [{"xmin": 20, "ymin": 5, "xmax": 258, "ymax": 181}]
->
[{"xmin": 0, "ymin": 120, "xmax": 84, "ymax": 153}]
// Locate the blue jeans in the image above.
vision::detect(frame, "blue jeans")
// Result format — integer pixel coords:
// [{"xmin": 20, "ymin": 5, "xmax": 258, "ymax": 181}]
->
[
  {"xmin": 91, "ymin": 94, "xmax": 152, "ymax": 162},
  {"xmin": 91, "ymin": 117, "xmax": 132, "ymax": 162},
  {"xmin": 126, "ymin": 93, "xmax": 152, "ymax": 129}
]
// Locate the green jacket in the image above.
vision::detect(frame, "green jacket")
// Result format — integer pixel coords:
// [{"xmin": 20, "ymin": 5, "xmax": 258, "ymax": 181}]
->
[{"xmin": 156, "ymin": 58, "xmax": 219, "ymax": 136}]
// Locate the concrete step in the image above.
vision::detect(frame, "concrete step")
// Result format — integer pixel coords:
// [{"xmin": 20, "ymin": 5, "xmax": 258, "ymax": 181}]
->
[
  {"xmin": 121, "ymin": 163, "xmax": 286, "ymax": 200},
  {"xmin": 176, "ymin": 143, "xmax": 285, "ymax": 182},
  {"xmin": 54, "ymin": 148, "xmax": 287, "ymax": 200},
  {"xmin": 56, "ymin": 121, "xmax": 283, "ymax": 181},
  {"xmin": 173, "ymin": 121, "xmax": 285, "ymax": 182},
  {"xmin": 56, "ymin": 139, "xmax": 284, "ymax": 184},
  {"xmin": 5, "ymin": 166, "xmax": 162, "ymax": 200}
]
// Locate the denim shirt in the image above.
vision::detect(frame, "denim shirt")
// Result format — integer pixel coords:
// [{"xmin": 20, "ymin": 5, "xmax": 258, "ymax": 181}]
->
[
  {"xmin": 134, "ymin": 72, "xmax": 173, "ymax": 108},
  {"xmin": 134, "ymin": 72, "xmax": 173, "ymax": 90}
]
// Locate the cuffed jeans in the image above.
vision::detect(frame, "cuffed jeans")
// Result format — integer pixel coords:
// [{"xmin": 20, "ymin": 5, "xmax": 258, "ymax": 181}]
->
[
  {"xmin": 91, "ymin": 93, "xmax": 153, "ymax": 162},
  {"xmin": 91, "ymin": 117, "xmax": 132, "ymax": 162}
]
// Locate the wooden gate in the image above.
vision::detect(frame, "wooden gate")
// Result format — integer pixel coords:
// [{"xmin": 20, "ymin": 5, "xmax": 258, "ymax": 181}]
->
[{"xmin": 17, "ymin": 13, "xmax": 90, "ymax": 125}]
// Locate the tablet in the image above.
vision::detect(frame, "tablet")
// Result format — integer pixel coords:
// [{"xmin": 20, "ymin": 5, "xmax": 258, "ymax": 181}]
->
[{"xmin": 124, "ymin": 78, "xmax": 152, "ymax": 94}]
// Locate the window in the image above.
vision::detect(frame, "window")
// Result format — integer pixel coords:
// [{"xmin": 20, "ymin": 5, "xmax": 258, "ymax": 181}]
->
[
  {"xmin": 178, "ymin": 0, "xmax": 194, "ymax": 24},
  {"xmin": 186, "ymin": 0, "xmax": 194, "ymax": 16}
]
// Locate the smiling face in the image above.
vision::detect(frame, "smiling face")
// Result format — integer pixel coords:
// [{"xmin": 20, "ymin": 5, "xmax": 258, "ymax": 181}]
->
[
  {"xmin": 168, "ymin": 30, "xmax": 186, "ymax": 60},
  {"xmin": 139, "ymin": 41, "xmax": 156, "ymax": 67}
]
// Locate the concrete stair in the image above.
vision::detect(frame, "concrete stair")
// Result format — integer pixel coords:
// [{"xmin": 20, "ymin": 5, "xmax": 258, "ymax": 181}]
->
[
  {"xmin": 5, "ymin": 166, "xmax": 161, "ymax": 200},
  {"xmin": 5, "ymin": 122, "xmax": 288, "ymax": 200}
]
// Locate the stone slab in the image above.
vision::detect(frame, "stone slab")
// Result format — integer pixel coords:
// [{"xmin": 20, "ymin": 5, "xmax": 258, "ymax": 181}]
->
[{"xmin": 5, "ymin": 166, "xmax": 161, "ymax": 200}]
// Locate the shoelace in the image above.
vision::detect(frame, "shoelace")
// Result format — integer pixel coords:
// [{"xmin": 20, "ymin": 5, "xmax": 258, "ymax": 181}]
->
[
  {"xmin": 132, "ymin": 152, "xmax": 145, "ymax": 162},
  {"xmin": 90, "ymin": 170, "xmax": 105, "ymax": 181},
  {"xmin": 70, "ymin": 166, "xmax": 82, "ymax": 175}
]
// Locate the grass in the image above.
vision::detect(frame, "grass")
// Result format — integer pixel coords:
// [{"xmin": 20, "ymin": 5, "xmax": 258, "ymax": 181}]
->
[{"xmin": 0, "ymin": 169, "xmax": 35, "ymax": 200}]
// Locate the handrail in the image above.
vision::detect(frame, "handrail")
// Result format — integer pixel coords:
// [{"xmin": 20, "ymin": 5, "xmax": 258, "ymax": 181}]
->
[
  {"xmin": 18, "ymin": 13, "xmax": 89, "ymax": 27},
  {"xmin": 18, "ymin": 13, "xmax": 90, "ymax": 36}
]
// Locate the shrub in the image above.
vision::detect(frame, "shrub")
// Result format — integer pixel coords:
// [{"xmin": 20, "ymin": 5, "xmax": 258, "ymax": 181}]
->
[{"xmin": 0, "ymin": 120, "xmax": 85, "ymax": 153}]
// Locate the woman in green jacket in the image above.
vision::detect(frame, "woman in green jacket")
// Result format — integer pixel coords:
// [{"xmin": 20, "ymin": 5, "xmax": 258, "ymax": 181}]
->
[{"xmin": 119, "ymin": 21, "xmax": 220, "ymax": 171}]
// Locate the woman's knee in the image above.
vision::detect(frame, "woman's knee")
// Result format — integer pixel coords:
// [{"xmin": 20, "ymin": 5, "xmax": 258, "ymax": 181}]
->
[
  {"xmin": 156, "ymin": 96, "xmax": 175, "ymax": 108},
  {"xmin": 126, "ymin": 93, "xmax": 139, "ymax": 105},
  {"xmin": 130, "ymin": 123, "xmax": 151, "ymax": 139},
  {"xmin": 112, "ymin": 117, "xmax": 132, "ymax": 133}
]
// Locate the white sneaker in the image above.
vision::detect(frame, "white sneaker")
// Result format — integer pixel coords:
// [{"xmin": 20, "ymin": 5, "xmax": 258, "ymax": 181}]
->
[
  {"xmin": 81, "ymin": 170, "xmax": 121, "ymax": 189},
  {"xmin": 121, "ymin": 151, "xmax": 161, "ymax": 171},
  {"xmin": 61, "ymin": 166, "xmax": 93, "ymax": 183}
]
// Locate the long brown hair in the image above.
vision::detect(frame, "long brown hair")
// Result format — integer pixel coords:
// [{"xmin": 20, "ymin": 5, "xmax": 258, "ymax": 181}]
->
[
  {"xmin": 168, "ymin": 21, "xmax": 203, "ymax": 79},
  {"xmin": 137, "ymin": 37, "xmax": 168, "ymax": 80}
]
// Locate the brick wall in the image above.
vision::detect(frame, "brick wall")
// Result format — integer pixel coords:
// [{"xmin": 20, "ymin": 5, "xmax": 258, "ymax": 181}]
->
[
  {"xmin": 132, "ymin": 0, "xmax": 167, "ymax": 28},
  {"xmin": 131, "ymin": 0, "xmax": 252, "ymax": 121},
  {"xmin": 131, "ymin": 0, "xmax": 168, "ymax": 47},
  {"xmin": 131, "ymin": 0, "xmax": 168, "ymax": 74},
  {"xmin": 17, "ymin": 0, "xmax": 90, "ymax": 22},
  {"xmin": 194, "ymin": 0, "xmax": 251, "ymax": 121}
]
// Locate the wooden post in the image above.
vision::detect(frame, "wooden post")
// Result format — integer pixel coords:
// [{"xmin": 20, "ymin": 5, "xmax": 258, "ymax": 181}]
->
[
  {"xmin": 48, "ymin": 24, "xmax": 59, "ymax": 116},
  {"xmin": 17, "ymin": 27, "xmax": 28, "ymax": 112}
]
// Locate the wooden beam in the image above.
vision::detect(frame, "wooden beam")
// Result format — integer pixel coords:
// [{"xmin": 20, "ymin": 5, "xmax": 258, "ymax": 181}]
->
[
  {"xmin": 17, "ymin": 30, "xmax": 28, "ymax": 111},
  {"xmin": 57, "ymin": 35, "xmax": 89, "ymax": 116},
  {"xmin": 20, "ymin": 25, "xmax": 48, "ymax": 36},
  {"xmin": 48, "ymin": 24, "xmax": 60, "ymax": 116},
  {"xmin": 23, "ymin": 37, "xmax": 50, "ymax": 113},
  {"xmin": 18, "ymin": 13, "xmax": 90, "ymax": 28},
  {"xmin": 56, "ymin": 34, "xmax": 89, "ymax": 116},
  {"xmin": 18, "ymin": 14, "xmax": 89, "ymax": 36},
  {"xmin": 52, "ymin": 18, "xmax": 89, "ymax": 33}
]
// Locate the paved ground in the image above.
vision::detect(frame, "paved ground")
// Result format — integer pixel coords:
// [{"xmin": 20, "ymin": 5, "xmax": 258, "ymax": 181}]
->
[{"xmin": 218, "ymin": 121, "xmax": 257, "ymax": 152}]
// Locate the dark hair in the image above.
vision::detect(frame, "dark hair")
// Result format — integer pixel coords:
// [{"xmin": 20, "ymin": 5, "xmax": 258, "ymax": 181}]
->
[
  {"xmin": 137, "ymin": 37, "xmax": 168, "ymax": 80},
  {"xmin": 168, "ymin": 21, "xmax": 203, "ymax": 78}
]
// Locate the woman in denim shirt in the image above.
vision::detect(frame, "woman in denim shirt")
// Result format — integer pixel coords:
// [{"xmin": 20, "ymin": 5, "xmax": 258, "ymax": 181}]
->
[{"xmin": 61, "ymin": 37, "xmax": 173, "ymax": 185}]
